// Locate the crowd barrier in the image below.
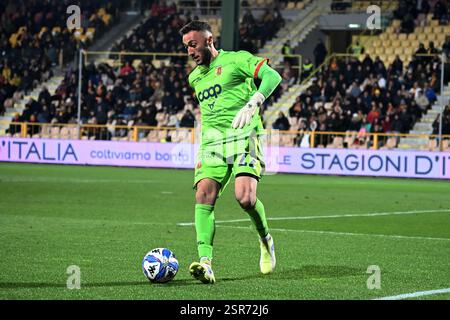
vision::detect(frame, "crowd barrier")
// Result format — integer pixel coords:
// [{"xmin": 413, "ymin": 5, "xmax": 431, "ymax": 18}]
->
[{"xmin": 1, "ymin": 137, "xmax": 449, "ymax": 180}]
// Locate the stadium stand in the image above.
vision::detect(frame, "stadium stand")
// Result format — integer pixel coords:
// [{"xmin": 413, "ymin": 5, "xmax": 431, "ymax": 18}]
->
[
  {"xmin": 0, "ymin": 0, "xmax": 125, "ymax": 119},
  {"xmin": 2, "ymin": 0, "xmax": 449, "ymax": 150}
]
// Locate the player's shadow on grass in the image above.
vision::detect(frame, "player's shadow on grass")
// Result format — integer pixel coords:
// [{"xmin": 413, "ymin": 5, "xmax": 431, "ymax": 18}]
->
[{"xmin": 221, "ymin": 265, "xmax": 361, "ymax": 282}]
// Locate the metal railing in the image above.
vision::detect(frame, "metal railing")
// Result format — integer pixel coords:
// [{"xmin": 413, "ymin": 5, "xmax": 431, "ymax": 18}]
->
[{"xmin": 2, "ymin": 122, "xmax": 449, "ymax": 151}]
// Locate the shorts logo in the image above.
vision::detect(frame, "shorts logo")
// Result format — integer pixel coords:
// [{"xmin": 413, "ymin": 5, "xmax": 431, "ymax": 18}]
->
[{"xmin": 198, "ymin": 84, "xmax": 222, "ymax": 102}]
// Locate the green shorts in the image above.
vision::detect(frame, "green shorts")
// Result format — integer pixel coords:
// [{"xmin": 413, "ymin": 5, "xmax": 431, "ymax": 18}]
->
[{"xmin": 193, "ymin": 133, "xmax": 265, "ymax": 197}]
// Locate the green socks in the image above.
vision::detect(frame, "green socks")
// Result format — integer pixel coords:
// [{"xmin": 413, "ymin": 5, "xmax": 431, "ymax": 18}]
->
[
  {"xmin": 245, "ymin": 198, "xmax": 269, "ymax": 238},
  {"xmin": 194, "ymin": 199, "xmax": 269, "ymax": 260},
  {"xmin": 195, "ymin": 204, "xmax": 215, "ymax": 260}
]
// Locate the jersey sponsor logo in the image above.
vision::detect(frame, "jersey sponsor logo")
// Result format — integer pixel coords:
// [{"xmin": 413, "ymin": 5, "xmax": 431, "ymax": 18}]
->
[{"xmin": 197, "ymin": 84, "xmax": 222, "ymax": 102}]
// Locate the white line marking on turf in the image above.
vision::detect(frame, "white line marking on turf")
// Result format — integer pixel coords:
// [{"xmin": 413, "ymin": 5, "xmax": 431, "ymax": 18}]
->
[
  {"xmin": 213, "ymin": 225, "xmax": 450, "ymax": 242},
  {"xmin": 177, "ymin": 209, "xmax": 450, "ymax": 226},
  {"xmin": 373, "ymin": 288, "xmax": 450, "ymax": 300},
  {"xmin": 0, "ymin": 177, "xmax": 159, "ymax": 184}
]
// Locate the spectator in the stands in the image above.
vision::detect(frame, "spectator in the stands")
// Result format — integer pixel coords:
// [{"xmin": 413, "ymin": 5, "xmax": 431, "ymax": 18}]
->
[
  {"xmin": 400, "ymin": 12, "xmax": 415, "ymax": 33},
  {"xmin": 390, "ymin": 55, "xmax": 404, "ymax": 75},
  {"xmin": 313, "ymin": 39, "xmax": 328, "ymax": 68},
  {"xmin": 272, "ymin": 112, "xmax": 290, "ymax": 131}
]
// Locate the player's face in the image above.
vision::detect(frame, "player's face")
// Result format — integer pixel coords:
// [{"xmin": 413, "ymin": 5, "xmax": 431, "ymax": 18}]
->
[{"xmin": 182, "ymin": 31, "xmax": 212, "ymax": 65}]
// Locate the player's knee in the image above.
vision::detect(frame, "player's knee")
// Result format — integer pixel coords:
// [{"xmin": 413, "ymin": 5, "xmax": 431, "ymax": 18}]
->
[
  {"xmin": 236, "ymin": 193, "xmax": 256, "ymax": 210},
  {"xmin": 195, "ymin": 189, "xmax": 217, "ymax": 205}
]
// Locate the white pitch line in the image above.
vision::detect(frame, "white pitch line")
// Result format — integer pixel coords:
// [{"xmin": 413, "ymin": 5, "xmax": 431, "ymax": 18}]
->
[
  {"xmin": 177, "ymin": 209, "xmax": 450, "ymax": 227},
  {"xmin": 214, "ymin": 225, "xmax": 450, "ymax": 242},
  {"xmin": 373, "ymin": 288, "xmax": 450, "ymax": 300}
]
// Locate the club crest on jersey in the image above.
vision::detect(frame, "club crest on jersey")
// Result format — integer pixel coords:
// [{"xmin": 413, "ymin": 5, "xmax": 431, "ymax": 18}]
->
[{"xmin": 215, "ymin": 66, "xmax": 222, "ymax": 76}]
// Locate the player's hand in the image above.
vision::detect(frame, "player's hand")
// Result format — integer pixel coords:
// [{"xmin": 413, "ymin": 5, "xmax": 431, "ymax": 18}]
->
[{"xmin": 231, "ymin": 92, "xmax": 265, "ymax": 129}]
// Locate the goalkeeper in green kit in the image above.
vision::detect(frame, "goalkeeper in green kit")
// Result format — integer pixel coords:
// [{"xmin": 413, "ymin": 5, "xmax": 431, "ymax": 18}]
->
[{"xmin": 180, "ymin": 20, "xmax": 282, "ymax": 284}]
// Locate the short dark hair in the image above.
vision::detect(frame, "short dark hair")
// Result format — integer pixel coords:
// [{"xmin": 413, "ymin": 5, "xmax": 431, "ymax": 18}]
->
[{"xmin": 179, "ymin": 20, "xmax": 212, "ymax": 36}]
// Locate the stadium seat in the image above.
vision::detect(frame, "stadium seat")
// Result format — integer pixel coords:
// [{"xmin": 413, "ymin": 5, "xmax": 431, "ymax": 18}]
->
[
  {"xmin": 443, "ymin": 140, "xmax": 450, "ymax": 151},
  {"xmin": 69, "ymin": 127, "xmax": 79, "ymax": 139},
  {"xmin": 382, "ymin": 39, "xmax": 391, "ymax": 47},
  {"xmin": 394, "ymin": 47, "xmax": 404, "ymax": 56},
  {"xmin": 50, "ymin": 126, "xmax": 60, "ymax": 139},
  {"xmin": 407, "ymin": 33, "xmax": 417, "ymax": 41},
  {"xmin": 332, "ymin": 136, "xmax": 344, "ymax": 148},
  {"xmin": 296, "ymin": 2, "xmax": 305, "ymax": 9},
  {"xmin": 380, "ymin": 137, "xmax": 397, "ymax": 150},
  {"xmin": 40, "ymin": 125, "xmax": 51, "ymax": 139},
  {"xmin": 428, "ymin": 139, "xmax": 438, "ymax": 151},
  {"xmin": 60, "ymin": 127, "xmax": 70, "ymax": 139},
  {"xmin": 398, "ymin": 33, "xmax": 407, "ymax": 41},
  {"xmin": 391, "ymin": 20, "xmax": 401, "ymax": 29}
]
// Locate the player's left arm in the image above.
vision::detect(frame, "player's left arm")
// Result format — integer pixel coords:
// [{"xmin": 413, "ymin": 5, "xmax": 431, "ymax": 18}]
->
[{"xmin": 232, "ymin": 59, "xmax": 282, "ymax": 129}]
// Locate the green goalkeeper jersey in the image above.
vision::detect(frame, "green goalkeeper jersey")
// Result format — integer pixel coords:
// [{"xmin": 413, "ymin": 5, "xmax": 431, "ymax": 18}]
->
[{"xmin": 188, "ymin": 49, "xmax": 268, "ymax": 146}]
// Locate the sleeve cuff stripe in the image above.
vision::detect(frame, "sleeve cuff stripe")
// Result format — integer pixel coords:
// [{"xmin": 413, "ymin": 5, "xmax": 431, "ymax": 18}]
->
[{"xmin": 254, "ymin": 58, "xmax": 269, "ymax": 79}]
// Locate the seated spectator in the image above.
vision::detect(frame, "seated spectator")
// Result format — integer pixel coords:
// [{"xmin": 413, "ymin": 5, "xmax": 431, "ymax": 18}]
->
[{"xmin": 272, "ymin": 112, "xmax": 290, "ymax": 131}]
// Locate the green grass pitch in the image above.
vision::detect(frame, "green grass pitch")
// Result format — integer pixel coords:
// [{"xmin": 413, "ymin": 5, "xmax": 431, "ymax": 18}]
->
[{"xmin": 0, "ymin": 162, "xmax": 449, "ymax": 300}]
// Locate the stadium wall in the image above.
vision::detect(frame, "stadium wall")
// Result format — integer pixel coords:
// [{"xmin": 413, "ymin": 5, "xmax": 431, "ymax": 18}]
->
[{"xmin": 1, "ymin": 138, "xmax": 449, "ymax": 180}]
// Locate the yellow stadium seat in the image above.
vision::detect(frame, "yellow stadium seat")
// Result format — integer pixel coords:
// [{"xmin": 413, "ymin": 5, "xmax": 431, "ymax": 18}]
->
[
  {"xmin": 132, "ymin": 59, "xmax": 142, "ymax": 69},
  {"xmin": 407, "ymin": 33, "xmax": 417, "ymax": 41},
  {"xmin": 372, "ymin": 39, "xmax": 381, "ymax": 47},
  {"xmin": 404, "ymin": 46, "xmax": 414, "ymax": 56},
  {"xmin": 388, "ymin": 34, "xmax": 398, "ymax": 42},
  {"xmin": 391, "ymin": 39, "xmax": 401, "ymax": 47},
  {"xmin": 417, "ymin": 33, "xmax": 427, "ymax": 43},
  {"xmin": 424, "ymin": 26, "xmax": 434, "ymax": 34},
  {"xmin": 427, "ymin": 33, "xmax": 436, "ymax": 42},
  {"xmin": 287, "ymin": 1, "xmax": 295, "ymax": 9},
  {"xmin": 382, "ymin": 39, "xmax": 391, "ymax": 47},
  {"xmin": 410, "ymin": 39, "xmax": 420, "ymax": 49},
  {"xmin": 430, "ymin": 19, "xmax": 439, "ymax": 27},
  {"xmin": 402, "ymin": 54, "xmax": 411, "ymax": 63},
  {"xmin": 398, "ymin": 33, "xmax": 407, "ymax": 41},
  {"xmin": 52, "ymin": 26, "xmax": 61, "ymax": 34},
  {"xmin": 436, "ymin": 33, "xmax": 446, "ymax": 45},
  {"xmin": 379, "ymin": 33, "xmax": 388, "ymax": 41},
  {"xmin": 394, "ymin": 47, "xmax": 404, "ymax": 55},
  {"xmin": 385, "ymin": 26, "xmax": 395, "ymax": 34},
  {"xmin": 297, "ymin": 2, "xmax": 305, "ymax": 9},
  {"xmin": 385, "ymin": 47, "xmax": 394, "ymax": 55},
  {"xmin": 391, "ymin": 19, "xmax": 401, "ymax": 28}
]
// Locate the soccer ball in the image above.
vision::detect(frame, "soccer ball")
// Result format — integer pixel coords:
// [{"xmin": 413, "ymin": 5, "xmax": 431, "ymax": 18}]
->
[{"xmin": 142, "ymin": 248, "xmax": 179, "ymax": 283}]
